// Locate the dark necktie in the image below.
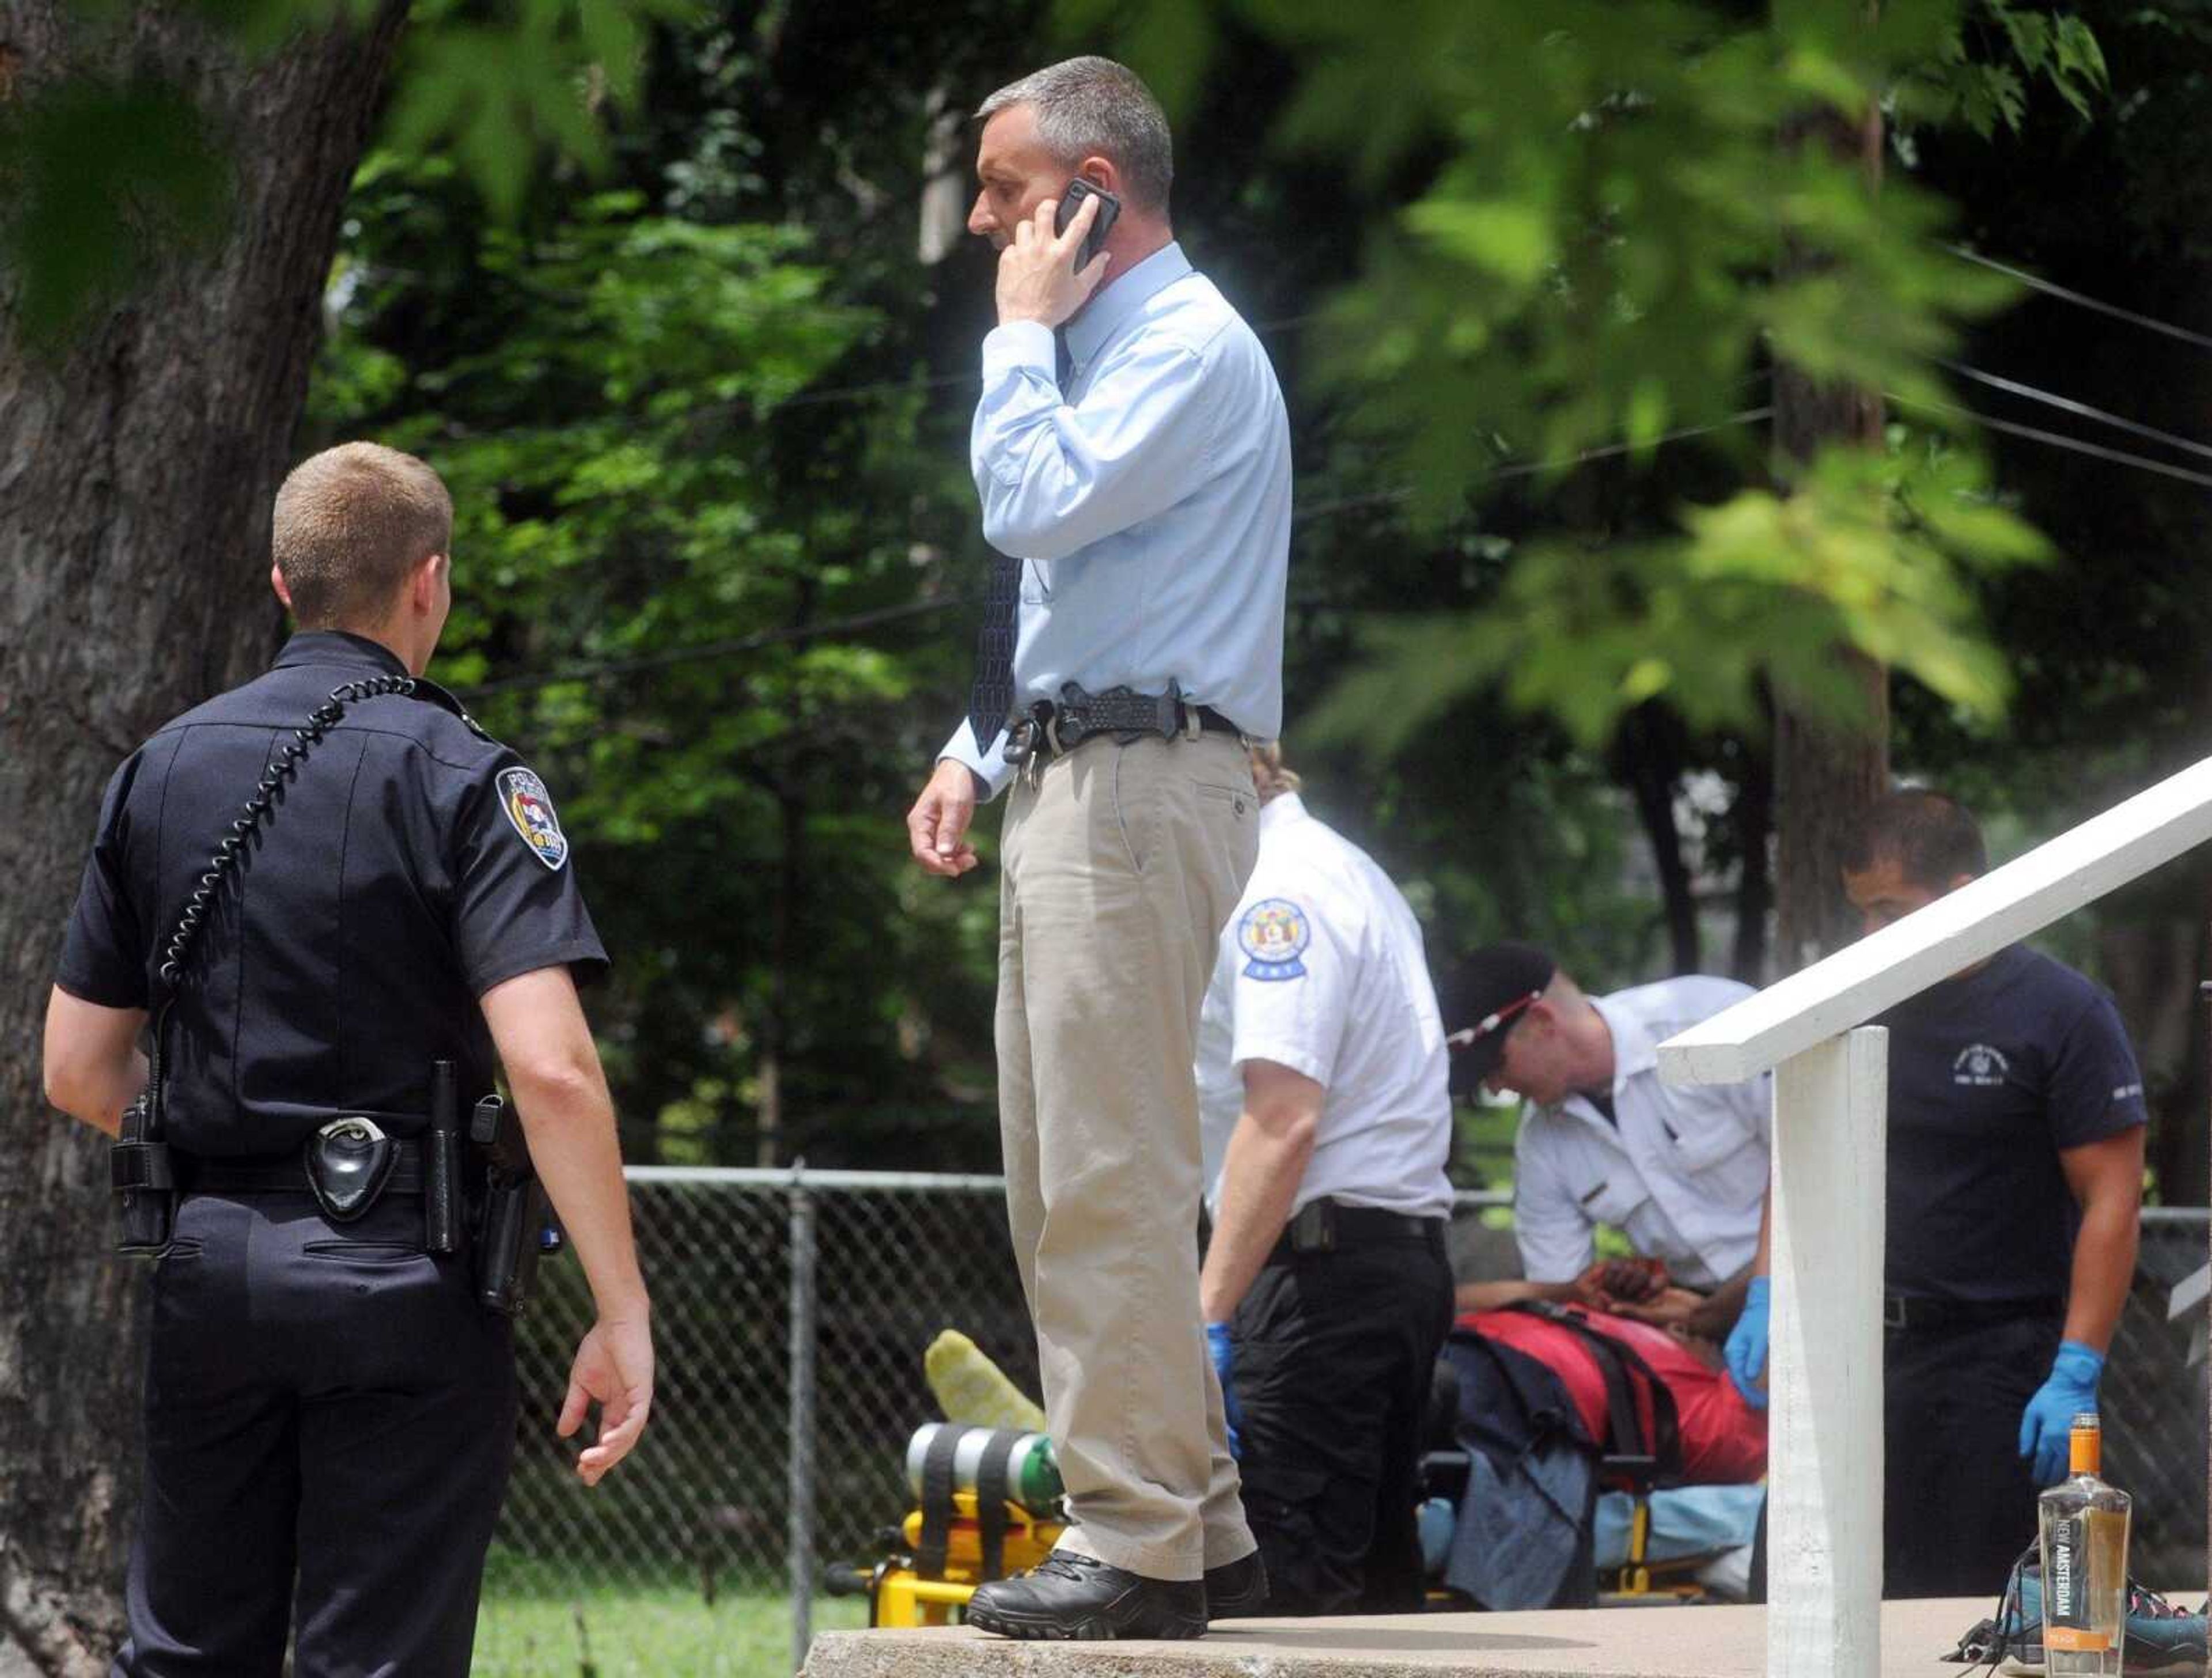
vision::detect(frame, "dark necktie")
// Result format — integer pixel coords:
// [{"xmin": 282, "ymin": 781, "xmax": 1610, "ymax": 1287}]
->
[{"xmin": 966, "ymin": 334, "xmax": 1073, "ymax": 745}]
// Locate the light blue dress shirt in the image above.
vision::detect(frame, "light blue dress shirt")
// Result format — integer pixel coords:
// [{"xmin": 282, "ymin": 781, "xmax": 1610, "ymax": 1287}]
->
[{"xmin": 938, "ymin": 241, "xmax": 1292, "ymax": 798}]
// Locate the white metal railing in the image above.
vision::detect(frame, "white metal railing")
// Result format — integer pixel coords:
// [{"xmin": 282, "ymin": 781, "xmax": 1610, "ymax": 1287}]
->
[{"xmin": 1658, "ymin": 754, "xmax": 2212, "ymax": 1677}]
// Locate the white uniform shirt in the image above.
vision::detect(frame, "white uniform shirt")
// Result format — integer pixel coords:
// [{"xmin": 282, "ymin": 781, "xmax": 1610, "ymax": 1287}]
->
[
  {"xmin": 1195, "ymin": 793, "xmax": 1455, "ymax": 1221},
  {"xmin": 1512, "ymin": 976, "xmax": 1772, "ymax": 1289}
]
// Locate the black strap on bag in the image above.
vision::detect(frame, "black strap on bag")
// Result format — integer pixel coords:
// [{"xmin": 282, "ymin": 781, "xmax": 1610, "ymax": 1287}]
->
[
  {"xmin": 914, "ymin": 1425, "xmax": 964, "ymax": 1579},
  {"xmin": 1505, "ymin": 1302, "xmax": 1684, "ymax": 1483},
  {"xmin": 972, "ymin": 1429, "xmax": 1021, "ymax": 1581}
]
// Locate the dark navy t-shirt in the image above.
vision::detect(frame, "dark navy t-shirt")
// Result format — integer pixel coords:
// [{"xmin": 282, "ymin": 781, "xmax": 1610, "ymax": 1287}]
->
[
  {"xmin": 1881, "ymin": 944, "xmax": 2145, "ymax": 1302},
  {"xmin": 55, "ymin": 632, "xmax": 608, "ymax": 1156}
]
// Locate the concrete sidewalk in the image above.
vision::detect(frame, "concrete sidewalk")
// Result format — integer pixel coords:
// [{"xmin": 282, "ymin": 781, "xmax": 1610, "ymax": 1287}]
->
[{"xmin": 802, "ymin": 1597, "xmax": 1993, "ymax": 1677}]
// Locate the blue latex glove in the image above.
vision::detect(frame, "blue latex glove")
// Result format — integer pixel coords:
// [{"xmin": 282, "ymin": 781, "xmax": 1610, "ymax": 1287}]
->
[
  {"xmin": 1206, "ymin": 1321, "xmax": 1244, "ymax": 1459},
  {"xmin": 1724, "ymin": 1276, "xmax": 1771, "ymax": 1409},
  {"xmin": 2020, "ymin": 1340, "xmax": 2104, "ymax": 1486}
]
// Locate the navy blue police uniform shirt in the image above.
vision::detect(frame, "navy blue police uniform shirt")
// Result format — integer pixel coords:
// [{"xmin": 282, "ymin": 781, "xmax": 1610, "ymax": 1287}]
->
[
  {"xmin": 54, "ymin": 631, "xmax": 608, "ymax": 1156},
  {"xmin": 1881, "ymin": 943, "xmax": 2146, "ymax": 1304}
]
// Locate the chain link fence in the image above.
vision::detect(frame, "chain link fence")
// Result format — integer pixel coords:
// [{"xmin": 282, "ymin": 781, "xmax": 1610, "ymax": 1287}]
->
[{"xmin": 474, "ymin": 1173, "xmax": 2211, "ymax": 1675}]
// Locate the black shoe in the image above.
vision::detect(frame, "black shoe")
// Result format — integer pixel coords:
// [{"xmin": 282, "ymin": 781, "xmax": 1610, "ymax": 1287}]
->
[
  {"xmin": 1205, "ymin": 1550, "xmax": 1269, "ymax": 1620},
  {"xmin": 965, "ymin": 1551, "xmax": 1208, "ymax": 1641}
]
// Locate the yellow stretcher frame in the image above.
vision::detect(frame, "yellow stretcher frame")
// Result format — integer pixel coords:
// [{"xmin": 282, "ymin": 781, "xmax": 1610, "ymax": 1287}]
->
[{"xmin": 862, "ymin": 1491, "xmax": 1066, "ymax": 1628}]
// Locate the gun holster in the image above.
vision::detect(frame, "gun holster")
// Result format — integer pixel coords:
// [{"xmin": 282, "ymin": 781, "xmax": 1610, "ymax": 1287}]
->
[
  {"xmin": 469, "ymin": 1093, "xmax": 548, "ymax": 1318},
  {"xmin": 112, "ymin": 1090, "xmax": 176, "ymax": 1257}
]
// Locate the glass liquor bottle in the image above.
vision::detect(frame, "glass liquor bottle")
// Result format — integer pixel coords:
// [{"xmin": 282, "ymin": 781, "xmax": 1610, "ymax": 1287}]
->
[{"xmin": 2036, "ymin": 1412, "xmax": 2132, "ymax": 1676}]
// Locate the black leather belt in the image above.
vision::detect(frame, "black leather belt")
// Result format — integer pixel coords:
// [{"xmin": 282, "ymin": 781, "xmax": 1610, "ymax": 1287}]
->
[
  {"xmin": 1267, "ymin": 1197, "xmax": 1446, "ymax": 1263},
  {"xmin": 1004, "ymin": 681, "xmax": 1243, "ymax": 767},
  {"xmin": 186, "ymin": 1142, "xmax": 427, "ymax": 1197},
  {"xmin": 1882, "ymin": 1292, "xmax": 2063, "ymax": 1333}
]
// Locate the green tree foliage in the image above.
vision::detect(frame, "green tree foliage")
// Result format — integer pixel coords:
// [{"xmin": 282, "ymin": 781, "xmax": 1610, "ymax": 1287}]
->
[
  {"xmin": 0, "ymin": 0, "xmax": 687, "ymax": 345},
  {"xmin": 1065, "ymin": 0, "xmax": 2103, "ymax": 750}
]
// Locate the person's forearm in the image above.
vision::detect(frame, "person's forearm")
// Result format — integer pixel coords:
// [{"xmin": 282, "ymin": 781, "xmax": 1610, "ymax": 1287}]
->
[
  {"xmin": 510, "ymin": 1059, "xmax": 648, "ymax": 1320},
  {"xmin": 1453, "ymin": 1277, "xmax": 1575, "ymax": 1314},
  {"xmin": 46, "ymin": 1050, "xmax": 145, "ymax": 1138},
  {"xmin": 1199, "ymin": 1111, "xmax": 1316, "ymax": 1323},
  {"xmin": 2061, "ymin": 1195, "xmax": 2138, "ymax": 1355}
]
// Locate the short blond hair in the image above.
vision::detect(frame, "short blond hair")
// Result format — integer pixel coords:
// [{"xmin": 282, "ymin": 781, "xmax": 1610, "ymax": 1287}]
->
[
  {"xmin": 1249, "ymin": 740, "xmax": 1302, "ymax": 803},
  {"xmin": 272, "ymin": 442, "xmax": 452, "ymax": 629}
]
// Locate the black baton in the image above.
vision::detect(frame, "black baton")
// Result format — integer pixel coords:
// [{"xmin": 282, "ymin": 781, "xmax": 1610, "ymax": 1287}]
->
[{"xmin": 425, "ymin": 1059, "xmax": 463, "ymax": 1255}]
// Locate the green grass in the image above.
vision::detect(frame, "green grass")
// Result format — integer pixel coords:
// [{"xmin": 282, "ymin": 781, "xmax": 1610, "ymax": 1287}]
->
[{"xmin": 474, "ymin": 1555, "xmax": 868, "ymax": 1677}]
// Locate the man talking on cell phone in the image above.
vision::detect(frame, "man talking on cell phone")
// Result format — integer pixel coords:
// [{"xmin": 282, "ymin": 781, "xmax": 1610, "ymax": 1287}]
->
[{"xmin": 903, "ymin": 56, "xmax": 1293, "ymax": 1642}]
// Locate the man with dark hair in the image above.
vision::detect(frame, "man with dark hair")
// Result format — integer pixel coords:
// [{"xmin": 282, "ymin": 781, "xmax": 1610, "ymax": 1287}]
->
[
  {"xmin": 1727, "ymin": 788, "xmax": 2146, "ymax": 1598},
  {"xmin": 42, "ymin": 441, "xmax": 652, "ymax": 1675},
  {"xmin": 902, "ymin": 55, "xmax": 1290, "ymax": 1641}
]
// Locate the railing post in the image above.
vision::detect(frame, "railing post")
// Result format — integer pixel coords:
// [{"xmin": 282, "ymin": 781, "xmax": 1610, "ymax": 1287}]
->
[
  {"xmin": 788, "ymin": 1161, "xmax": 817, "ymax": 1675},
  {"xmin": 1768, "ymin": 1028, "xmax": 1888, "ymax": 1678}
]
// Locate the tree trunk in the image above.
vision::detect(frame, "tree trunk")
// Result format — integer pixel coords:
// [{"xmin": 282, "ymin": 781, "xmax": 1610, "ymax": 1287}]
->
[
  {"xmin": 1770, "ymin": 82, "xmax": 1890, "ymax": 972},
  {"xmin": 1615, "ymin": 703, "xmax": 1699, "ymax": 974},
  {"xmin": 0, "ymin": 5, "xmax": 403, "ymax": 1667},
  {"xmin": 1729, "ymin": 729, "xmax": 1774, "ymax": 984}
]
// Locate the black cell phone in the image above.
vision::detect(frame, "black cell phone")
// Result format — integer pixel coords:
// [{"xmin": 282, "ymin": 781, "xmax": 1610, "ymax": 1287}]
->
[{"xmin": 1055, "ymin": 179, "xmax": 1120, "ymax": 270}]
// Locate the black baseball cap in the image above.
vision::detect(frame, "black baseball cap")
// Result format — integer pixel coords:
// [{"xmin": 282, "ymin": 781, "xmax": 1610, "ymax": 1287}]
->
[{"xmin": 1442, "ymin": 942, "xmax": 1557, "ymax": 1096}]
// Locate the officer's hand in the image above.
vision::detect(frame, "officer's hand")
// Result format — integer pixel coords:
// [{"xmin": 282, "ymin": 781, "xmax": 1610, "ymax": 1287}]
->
[
  {"xmin": 2020, "ymin": 1340, "xmax": 2104, "ymax": 1486},
  {"xmin": 995, "ymin": 195, "xmax": 1109, "ymax": 330},
  {"xmin": 560, "ymin": 1312, "xmax": 655, "ymax": 1487},
  {"xmin": 1207, "ymin": 1321, "xmax": 1244, "ymax": 1460},
  {"xmin": 907, "ymin": 759, "xmax": 983, "ymax": 878},
  {"xmin": 1724, "ymin": 1275, "xmax": 1770, "ymax": 1410}
]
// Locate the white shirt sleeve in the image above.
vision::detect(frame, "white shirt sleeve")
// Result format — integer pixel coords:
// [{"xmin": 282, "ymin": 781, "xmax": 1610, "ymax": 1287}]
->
[
  {"xmin": 1225, "ymin": 889, "xmax": 1356, "ymax": 1090},
  {"xmin": 1513, "ymin": 1118, "xmax": 1596, "ymax": 1283},
  {"xmin": 937, "ymin": 718, "xmax": 1014, "ymax": 801}
]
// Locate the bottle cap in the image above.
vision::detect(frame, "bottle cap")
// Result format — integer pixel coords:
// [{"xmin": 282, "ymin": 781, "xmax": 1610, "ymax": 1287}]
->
[{"xmin": 2069, "ymin": 1412, "xmax": 2101, "ymax": 1476}]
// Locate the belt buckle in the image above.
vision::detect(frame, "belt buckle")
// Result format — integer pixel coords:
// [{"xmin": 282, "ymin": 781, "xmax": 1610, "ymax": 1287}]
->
[{"xmin": 1881, "ymin": 1294, "xmax": 1907, "ymax": 1331}]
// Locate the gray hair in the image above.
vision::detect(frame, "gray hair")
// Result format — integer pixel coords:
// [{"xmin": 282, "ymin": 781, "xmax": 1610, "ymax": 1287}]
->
[{"xmin": 975, "ymin": 56, "xmax": 1173, "ymax": 216}]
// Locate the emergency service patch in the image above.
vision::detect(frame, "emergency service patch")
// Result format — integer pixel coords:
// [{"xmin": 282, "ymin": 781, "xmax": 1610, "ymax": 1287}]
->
[
  {"xmin": 499, "ymin": 767, "xmax": 569, "ymax": 872},
  {"xmin": 1238, "ymin": 898, "xmax": 1310, "ymax": 982}
]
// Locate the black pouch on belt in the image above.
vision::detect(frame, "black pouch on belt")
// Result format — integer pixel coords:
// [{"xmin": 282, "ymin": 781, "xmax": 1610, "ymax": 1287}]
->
[{"xmin": 304, "ymin": 1116, "xmax": 397, "ymax": 1222}]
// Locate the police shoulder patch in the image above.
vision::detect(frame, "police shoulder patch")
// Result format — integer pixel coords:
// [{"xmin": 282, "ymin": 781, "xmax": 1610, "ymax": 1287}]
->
[
  {"xmin": 1237, "ymin": 897, "xmax": 1311, "ymax": 982},
  {"xmin": 498, "ymin": 766, "xmax": 569, "ymax": 872}
]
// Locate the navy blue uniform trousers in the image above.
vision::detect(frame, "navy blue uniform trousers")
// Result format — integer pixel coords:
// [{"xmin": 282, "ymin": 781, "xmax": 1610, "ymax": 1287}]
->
[
  {"xmin": 1883, "ymin": 1310, "xmax": 2061, "ymax": 1599},
  {"xmin": 114, "ymin": 1191, "xmax": 517, "ymax": 1677}
]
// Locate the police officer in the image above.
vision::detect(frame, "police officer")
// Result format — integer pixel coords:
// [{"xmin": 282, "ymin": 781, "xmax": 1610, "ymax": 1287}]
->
[
  {"xmin": 40, "ymin": 442, "xmax": 653, "ymax": 1676},
  {"xmin": 1726, "ymin": 789, "xmax": 2146, "ymax": 1597},
  {"xmin": 1194, "ymin": 744, "xmax": 1455, "ymax": 1615},
  {"xmin": 1444, "ymin": 944, "xmax": 1770, "ymax": 1336}
]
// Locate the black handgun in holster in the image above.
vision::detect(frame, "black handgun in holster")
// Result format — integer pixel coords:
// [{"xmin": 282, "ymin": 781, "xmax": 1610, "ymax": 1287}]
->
[
  {"xmin": 112, "ymin": 1085, "xmax": 176, "ymax": 1256},
  {"xmin": 469, "ymin": 1091, "xmax": 551, "ymax": 1317}
]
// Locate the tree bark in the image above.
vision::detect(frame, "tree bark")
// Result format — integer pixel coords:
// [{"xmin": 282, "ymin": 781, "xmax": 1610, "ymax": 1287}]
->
[
  {"xmin": 1770, "ymin": 84, "xmax": 1891, "ymax": 972},
  {"xmin": 0, "ymin": 5, "xmax": 403, "ymax": 1668}
]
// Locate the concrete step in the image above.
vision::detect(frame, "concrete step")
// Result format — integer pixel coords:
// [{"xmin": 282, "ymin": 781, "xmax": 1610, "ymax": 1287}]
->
[{"xmin": 802, "ymin": 1597, "xmax": 1989, "ymax": 1677}]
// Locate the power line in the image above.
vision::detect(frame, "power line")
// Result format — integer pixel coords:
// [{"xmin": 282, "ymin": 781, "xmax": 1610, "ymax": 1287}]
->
[
  {"xmin": 456, "ymin": 595, "xmax": 972, "ymax": 700},
  {"xmin": 763, "ymin": 310, "xmax": 1328, "ymax": 415},
  {"xmin": 1942, "ymin": 358, "xmax": 2212, "ymax": 465},
  {"xmin": 1892, "ymin": 392, "xmax": 2212, "ymax": 491},
  {"xmin": 1291, "ymin": 406, "xmax": 1777, "ymax": 523},
  {"xmin": 1944, "ymin": 245, "xmax": 2212, "ymax": 355}
]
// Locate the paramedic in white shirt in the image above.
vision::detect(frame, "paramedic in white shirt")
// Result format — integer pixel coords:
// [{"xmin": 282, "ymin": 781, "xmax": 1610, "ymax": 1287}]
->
[
  {"xmin": 1442, "ymin": 944, "xmax": 1771, "ymax": 1338},
  {"xmin": 1194, "ymin": 744, "xmax": 1455, "ymax": 1616}
]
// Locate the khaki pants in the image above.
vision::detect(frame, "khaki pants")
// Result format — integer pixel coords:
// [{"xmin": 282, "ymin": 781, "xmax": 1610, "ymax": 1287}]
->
[{"xmin": 996, "ymin": 731, "xmax": 1260, "ymax": 1580}]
